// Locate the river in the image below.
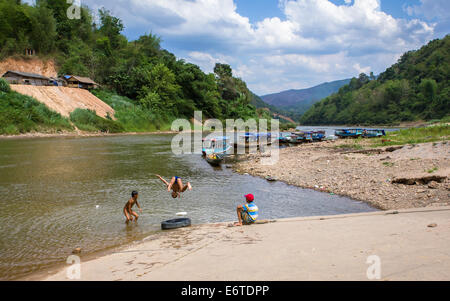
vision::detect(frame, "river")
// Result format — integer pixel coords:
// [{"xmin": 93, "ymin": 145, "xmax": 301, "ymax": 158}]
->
[{"xmin": 0, "ymin": 134, "xmax": 376, "ymax": 280}]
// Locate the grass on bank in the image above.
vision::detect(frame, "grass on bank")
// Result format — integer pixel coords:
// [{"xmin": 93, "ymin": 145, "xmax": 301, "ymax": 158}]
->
[
  {"xmin": 69, "ymin": 109, "xmax": 124, "ymax": 133},
  {"xmin": 0, "ymin": 79, "xmax": 73, "ymax": 135},
  {"xmin": 334, "ymin": 138, "xmax": 365, "ymax": 150},
  {"xmin": 92, "ymin": 90, "xmax": 173, "ymax": 132},
  {"xmin": 371, "ymin": 124, "xmax": 450, "ymax": 147}
]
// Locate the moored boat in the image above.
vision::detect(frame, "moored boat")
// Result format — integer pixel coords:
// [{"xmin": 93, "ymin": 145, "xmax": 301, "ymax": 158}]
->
[
  {"xmin": 311, "ymin": 130, "xmax": 326, "ymax": 141},
  {"xmin": 278, "ymin": 132, "xmax": 293, "ymax": 144},
  {"xmin": 235, "ymin": 133, "xmax": 259, "ymax": 150},
  {"xmin": 335, "ymin": 128, "xmax": 363, "ymax": 138},
  {"xmin": 362, "ymin": 129, "xmax": 386, "ymax": 138},
  {"xmin": 202, "ymin": 136, "xmax": 231, "ymax": 156},
  {"xmin": 288, "ymin": 131, "xmax": 311, "ymax": 144},
  {"xmin": 205, "ymin": 153, "xmax": 224, "ymax": 166}
]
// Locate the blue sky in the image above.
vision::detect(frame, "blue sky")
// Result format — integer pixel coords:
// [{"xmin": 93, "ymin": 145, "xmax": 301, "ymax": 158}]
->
[{"xmin": 37, "ymin": 0, "xmax": 450, "ymax": 95}]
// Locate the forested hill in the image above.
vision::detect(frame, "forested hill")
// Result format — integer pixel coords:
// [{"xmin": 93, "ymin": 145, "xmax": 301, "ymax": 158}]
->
[
  {"xmin": 300, "ymin": 35, "xmax": 450, "ymax": 125},
  {"xmin": 0, "ymin": 0, "xmax": 269, "ymax": 126}
]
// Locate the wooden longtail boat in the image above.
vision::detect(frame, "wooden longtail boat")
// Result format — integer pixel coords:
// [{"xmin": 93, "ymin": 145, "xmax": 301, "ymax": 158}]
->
[
  {"xmin": 202, "ymin": 136, "xmax": 231, "ymax": 156},
  {"xmin": 335, "ymin": 129, "xmax": 363, "ymax": 138}
]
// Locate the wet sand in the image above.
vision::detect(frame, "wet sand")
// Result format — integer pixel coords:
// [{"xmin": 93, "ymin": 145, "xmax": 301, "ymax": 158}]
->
[
  {"xmin": 234, "ymin": 140, "xmax": 449, "ymax": 210},
  {"xmin": 39, "ymin": 207, "xmax": 450, "ymax": 281}
]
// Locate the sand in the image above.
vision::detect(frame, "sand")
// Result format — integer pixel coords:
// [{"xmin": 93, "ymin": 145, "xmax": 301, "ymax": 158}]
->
[
  {"xmin": 38, "ymin": 207, "xmax": 450, "ymax": 281},
  {"xmin": 10, "ymin": 85, "xmax": 115, "ymax": 119}
]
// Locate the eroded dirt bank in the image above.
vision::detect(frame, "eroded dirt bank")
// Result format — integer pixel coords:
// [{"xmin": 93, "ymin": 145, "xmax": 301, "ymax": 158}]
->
[
  {"xmin": 10, "ymin": 85, "xmax": 114, "ymax": 119},
  {"xmin": 234, "ymin": 140, "xmax": 449, "ymax": 210}
]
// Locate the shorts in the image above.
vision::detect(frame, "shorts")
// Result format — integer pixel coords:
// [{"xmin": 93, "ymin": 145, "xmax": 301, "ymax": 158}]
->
[{"xmin": 240, "ymin": 211, "xmax": 255, "ymax": 224}]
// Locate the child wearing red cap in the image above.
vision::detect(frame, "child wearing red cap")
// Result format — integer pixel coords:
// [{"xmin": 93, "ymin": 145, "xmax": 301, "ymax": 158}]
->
[{"xmin": 235, "ymin": 194, "xmax": 259, "ymax": 226}]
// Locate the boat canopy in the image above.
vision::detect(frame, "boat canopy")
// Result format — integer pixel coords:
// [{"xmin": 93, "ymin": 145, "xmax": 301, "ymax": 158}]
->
[{"xmin": 203, "ymin": 136, "xmax": 229, "ymax": 141}]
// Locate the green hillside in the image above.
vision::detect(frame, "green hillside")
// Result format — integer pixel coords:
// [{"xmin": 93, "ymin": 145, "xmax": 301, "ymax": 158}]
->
[
  {"xmin": 300, "ymin": 35, "xmax": 450, "ymax": 125},
  {"xmin": 0, "ymin": 0, "xmax": 270, "ymax": 134}
]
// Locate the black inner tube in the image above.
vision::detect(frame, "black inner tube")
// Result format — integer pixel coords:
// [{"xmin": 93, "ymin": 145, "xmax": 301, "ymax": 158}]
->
[{"xmin": 161, "ymin": 218, "xmax": 191, "ymax": 230}]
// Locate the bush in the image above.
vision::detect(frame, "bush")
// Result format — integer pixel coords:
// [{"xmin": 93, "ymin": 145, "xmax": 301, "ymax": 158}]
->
[
  {"xmin": 70, "ymin": 108, "xmax": 124, "ymax": 133},
  {"xmin": 0, "ymin": 91, "xmax": 73, "ymax": 134},
  {"xmin": 0, "ymin": 78, "xmax": 11, "ymax": 93},
  {"xmin": 280, "ymin": 122, "xmax": 298, "ymax": 131},
  {"xmin": 92, "ymin": 89, "xmax": 172, "ymax": 132}
]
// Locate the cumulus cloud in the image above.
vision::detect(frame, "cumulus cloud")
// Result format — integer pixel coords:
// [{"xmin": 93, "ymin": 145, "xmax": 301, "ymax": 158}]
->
[
  {"xmin": 79, "ymin": 0, "xmax": 438, "ymax": 95},
  {"xmin": 404, "ymin": 0, "xmax": 450, "ymax": 20},
  {"xmin": 403, "ymin": 0, "xmax": 449, "ymax": 38}
]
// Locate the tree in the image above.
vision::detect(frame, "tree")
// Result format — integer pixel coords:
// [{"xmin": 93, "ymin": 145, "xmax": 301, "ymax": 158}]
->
[
  {"xmin": 30, "ymin": 3, "xmax": 56, "ymax": 53},
  {"xmin": 214, "ymin": 63, "xmax": 232, "ymax": 79},
  {"xmin": 419, "ymin": 79, "xmax": 437, "ymax": 103},
  {"xmin": 98, "ymin": 8, "xmax": 124, "ymax": 49}
]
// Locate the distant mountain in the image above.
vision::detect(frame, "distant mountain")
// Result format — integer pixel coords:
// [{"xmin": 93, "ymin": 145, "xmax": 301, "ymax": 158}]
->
[
  {"xmin": 250, "ymin": 92, "xmax": 296, "ymax": 124},
  {"xmin": 260, "ymin": 79, "xmax": 351, "ymax": 118}
]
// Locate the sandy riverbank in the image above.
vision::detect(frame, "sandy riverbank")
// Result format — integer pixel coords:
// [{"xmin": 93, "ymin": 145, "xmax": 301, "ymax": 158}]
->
[
  {"xmin": 37, "ymin": 207, "xmax": 450, "ymax": 281},
  {"xmin": 234, "ymin": 140, "xmax": 449, "ymax": 210}
]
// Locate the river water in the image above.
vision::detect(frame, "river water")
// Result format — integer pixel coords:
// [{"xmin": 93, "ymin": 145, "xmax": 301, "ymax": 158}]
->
[{"xmin": 0, "ymin": 134, "xmax": 376, "ymax": 280}]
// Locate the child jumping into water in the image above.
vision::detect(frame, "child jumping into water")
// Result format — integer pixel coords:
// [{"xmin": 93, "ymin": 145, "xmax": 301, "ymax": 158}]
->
[
  {"xmin": 155, "ymin": 174, "xmax": 192, "ymax": 198},
  {"xmin": 123, "ymin": 191, "xmax": 142, "ymax": 224}
]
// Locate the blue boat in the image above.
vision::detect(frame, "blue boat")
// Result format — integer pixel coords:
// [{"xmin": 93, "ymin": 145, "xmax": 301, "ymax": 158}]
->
[
  {"xmin": 335, "ymin": 129, "xmax": 363, "ymax": 138},
  {"xmin": 236, "ymin": 132, "xmax": 273, "ymax": 149},
  {"xmin": 311, "ymin": 131, "xmax": 326, "ymax": 141},
  {"xmin": 288, "ymin": 132, "xmax": 310, "ymax": 144},
  {"xmin": 278, "ymin": 132, "xmax": 293, "ymax": 144},
  {"xmin": 362, "ymin": 129, "xmax": 386, "ymax": 138},
  {"xmin": 202, "ymin": 136, "xmax": 231, "ymax": 156}
]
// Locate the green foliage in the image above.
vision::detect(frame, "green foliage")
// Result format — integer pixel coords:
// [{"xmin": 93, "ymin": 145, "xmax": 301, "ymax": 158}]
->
[
  {"xmin": 0, "ymin": 90, "xmax": 72, "ymax": 134},
  {"xmin": 0, "ymin": 78, "xmax": 11, "ymax": 93},
  {"xmin": 371, "ymin": 125, "xmax": 449, "ymax": 147},
  {"xmin": 91, "ymin": 90, "xmax": 171, "ymax": 132},
  {"xmin": 301, "ymin": 35, "xmax": 450, "ymax": 125},
  {"xmin": 280, "ymin": 123, "xmax": 297, "ymax": 131},
  {"xmin": 69, "ymin": 108, "xmax": 124, "ymax": 133}
]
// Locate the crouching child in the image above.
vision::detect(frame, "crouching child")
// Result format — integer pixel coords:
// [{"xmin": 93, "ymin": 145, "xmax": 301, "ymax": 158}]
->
[{"xmin": 235, "ymin": 194, "xmax": 258, "ymax": 226}]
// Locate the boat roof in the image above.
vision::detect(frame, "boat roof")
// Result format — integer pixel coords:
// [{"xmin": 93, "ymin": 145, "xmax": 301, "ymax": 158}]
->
[
  {"xmin": 255, "ymin": 133, "xmax": 271, "ymax": 137},
  {"xmin": 335, "ymin": 128, "xmax": 364, "ymax": 131},
  {"xmin": 204, "ymin": 136, "xmax": 229, "ymax": 141}
]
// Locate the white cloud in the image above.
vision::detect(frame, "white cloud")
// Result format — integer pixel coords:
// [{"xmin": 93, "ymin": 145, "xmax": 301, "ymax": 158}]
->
[
  {"xmin": 80, "ymin": 0, "xmax": 438, "ymax": 95},
  {"xmin": 404, "ymin": 0, "xmax": 450, "ymax": 20},
  {"xmin": 187, "ymin": 51, "xmax": 233, "ymax": 72}
]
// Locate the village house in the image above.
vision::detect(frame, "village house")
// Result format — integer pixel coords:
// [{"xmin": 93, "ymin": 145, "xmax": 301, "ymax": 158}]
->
[
  {"xmin": 49, "ymin": 77, "xmax": 67, "ymax": 87},
  {"xmin": 64, "ymin": 75, "xmax": 99, "ymax": 90},
  {"xmin": 1, "ymin": 70, "xmax": 50, "ymax": 86}
]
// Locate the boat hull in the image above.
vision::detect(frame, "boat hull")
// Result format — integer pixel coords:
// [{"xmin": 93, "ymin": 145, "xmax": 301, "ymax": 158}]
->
[{"xmin": 205, "ymin": 154, "xmax": 224, "ymax": 166}]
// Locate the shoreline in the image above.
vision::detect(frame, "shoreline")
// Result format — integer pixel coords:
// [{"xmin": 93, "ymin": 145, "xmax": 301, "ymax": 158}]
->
[
  {"xmin": 0, "ymin": 130, "xmax": 182, "ymax": 140},
  {"xmin": 297, "ymin": 120, "xmax": 430, "ymax": 128},
  {"xmin": 233, "ymin": 140, "xmax": 449, "ymax": 210},
  {"xmin": 34, "ymin": 207, "xmax": 450, "ymax": 280}
]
